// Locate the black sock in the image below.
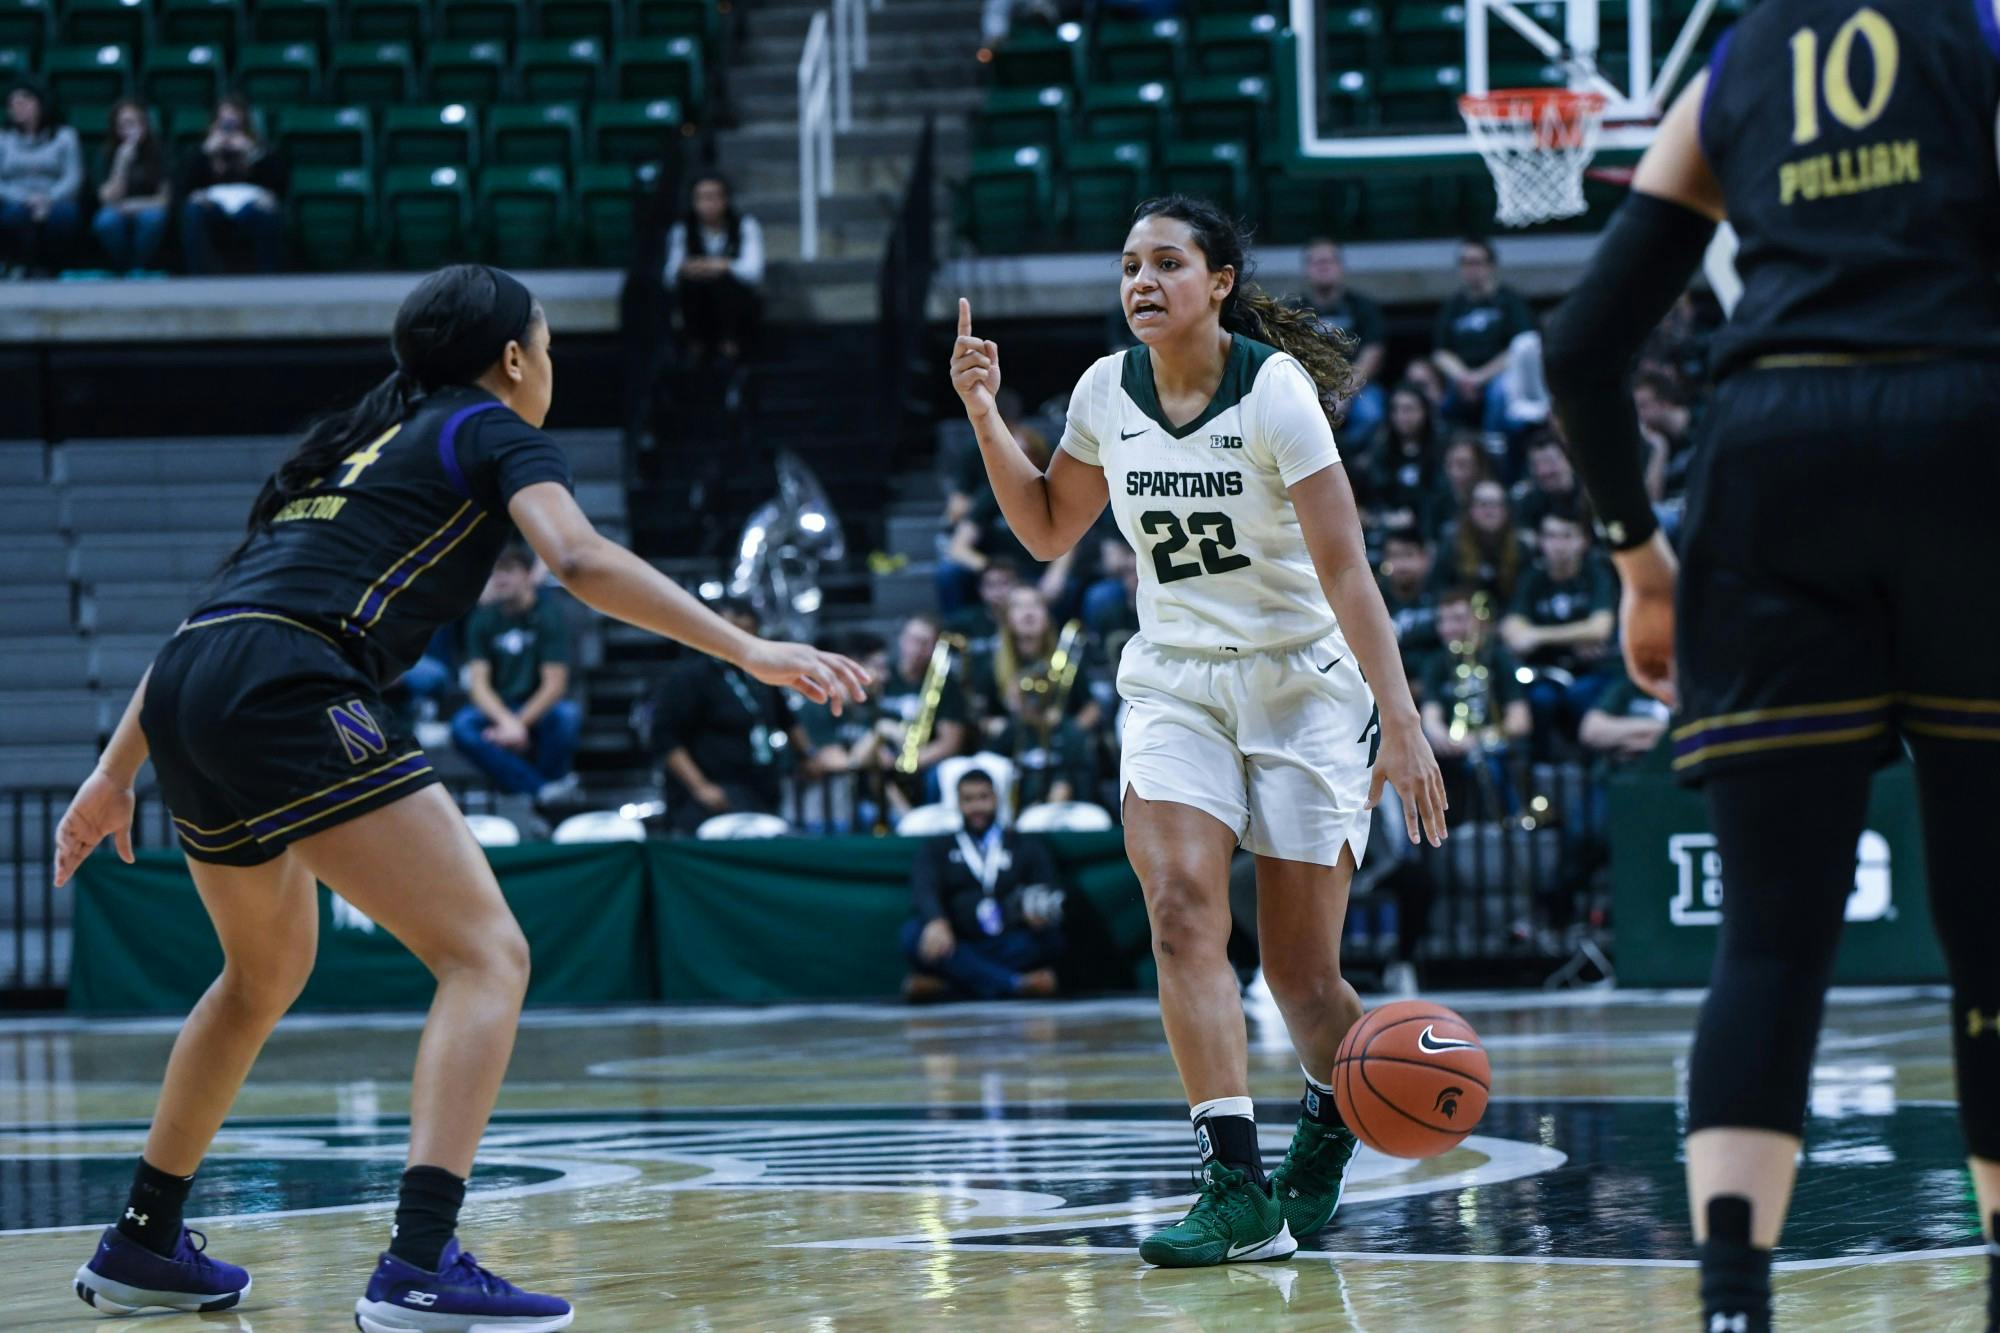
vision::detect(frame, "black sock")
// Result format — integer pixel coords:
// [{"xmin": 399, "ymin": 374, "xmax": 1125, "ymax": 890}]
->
[
  {"xmin": 1697, "ymin": 1195, "xmax": 1771, "ymax": 1333},
  {"xmin": 1193, "ymin": 1107, "xmax": 1265, "ymax": 1187},
  {"xmin": 1302, "ymin": 1076, "xmax": 1348, "ymax": 1131},
  {"xmin": 388, "ymin": 1165, "xmax": 467, "ymax": 1272},
  {"xmin": 116, "ymin": 1158, "xmax": 193, "ymax": 1257},
  {"xmin": 1986, "ymin": 1211, "xmax": 1998, "ymax": 1327}
]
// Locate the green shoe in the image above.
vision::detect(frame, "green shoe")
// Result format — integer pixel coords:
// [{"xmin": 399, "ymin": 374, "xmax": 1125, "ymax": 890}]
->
[
  {"xmin": 1138, "ymin": 1161, "xmax": 1297, "ymax": 1268},
  {"xmin": 1269, "ymin": 1115, "xmax": 1360, "ymax": 1242}
]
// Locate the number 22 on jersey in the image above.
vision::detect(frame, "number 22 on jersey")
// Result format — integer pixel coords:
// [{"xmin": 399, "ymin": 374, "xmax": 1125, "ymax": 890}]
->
[{"xmin": 1140, "ymin": 510, "xmax": 1252, "ymax": 584}]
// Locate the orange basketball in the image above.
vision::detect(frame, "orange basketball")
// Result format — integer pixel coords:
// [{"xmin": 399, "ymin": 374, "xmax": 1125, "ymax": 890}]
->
[{"xmin": 1331, "ymin": 999, "xmax": 1490, "ymax": 1159}]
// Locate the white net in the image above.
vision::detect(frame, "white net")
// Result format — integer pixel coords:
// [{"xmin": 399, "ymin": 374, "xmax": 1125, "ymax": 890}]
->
[{"xmin": 1460, "ymin": 90, "xmax": 1606, "ymax": 228}]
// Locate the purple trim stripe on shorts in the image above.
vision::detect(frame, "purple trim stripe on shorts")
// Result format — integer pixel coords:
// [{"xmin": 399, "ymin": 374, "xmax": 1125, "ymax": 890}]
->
[
  {"xmin": 244, "ymin": 753, "xmax": 435, "ymax": 842},
  {"xmin": 1902, "ymin": 699, "xmax": 2000, "ymax": 737},
  {"xmin": 1672, "ymin": 700, "xmax": 1892, "ymax": 770}
]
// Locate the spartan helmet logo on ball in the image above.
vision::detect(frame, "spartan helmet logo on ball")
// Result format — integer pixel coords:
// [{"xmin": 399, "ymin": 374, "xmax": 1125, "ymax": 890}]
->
[{"xmin": 1434, "ymin": 1086, "xmax": 1466, "ymax": 1120}]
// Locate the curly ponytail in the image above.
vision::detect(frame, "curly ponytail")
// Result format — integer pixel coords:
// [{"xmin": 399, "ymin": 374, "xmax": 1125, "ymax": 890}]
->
[{"xmin": 1131, "ymin": 195, "xmax": 1359, "ymax": 421}]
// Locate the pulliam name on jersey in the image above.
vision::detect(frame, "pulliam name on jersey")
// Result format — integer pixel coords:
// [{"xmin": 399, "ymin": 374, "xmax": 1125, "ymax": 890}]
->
[
  {"xmin": 1126, "ymin": 470, "xmax": 1245, "ymax": 499},
  {"xmin": 1779, "ymin": 139, "xmax": 1919, "ymax": 206}
]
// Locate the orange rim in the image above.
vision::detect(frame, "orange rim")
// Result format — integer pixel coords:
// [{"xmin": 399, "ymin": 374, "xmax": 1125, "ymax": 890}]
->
[{"xmin": 1459, "ymin": 88, "xmax": 1606, "ymax": 149}]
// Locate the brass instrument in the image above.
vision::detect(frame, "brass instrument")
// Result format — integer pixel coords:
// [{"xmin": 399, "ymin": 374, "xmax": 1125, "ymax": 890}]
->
[
  {"xmin": 1016, "ymin": 618, "xmax": 1085, "ymax": 739},
  {"xmin": 895, "ymin": 633, "xmax": 964, "ymax": 775},
  {"xmin": 1445, "ymin": 597, "xmax": 1502, "ymax": 753}
]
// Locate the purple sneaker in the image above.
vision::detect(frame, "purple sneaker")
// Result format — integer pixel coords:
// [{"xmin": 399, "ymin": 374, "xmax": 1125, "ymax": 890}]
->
[
  {"xmin": 354, "ymin": 1238, "xmax": 573, "ymax": 1332},
  {"xmin": 74, "ymin": 1225, "xmax": 251, "ymax": 1314}
]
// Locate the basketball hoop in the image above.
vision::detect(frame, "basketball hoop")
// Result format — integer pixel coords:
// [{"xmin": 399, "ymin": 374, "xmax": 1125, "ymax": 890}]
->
[{"xmin": 1459, "ymin": 88, "xmax": 1607, "ymax": 228}]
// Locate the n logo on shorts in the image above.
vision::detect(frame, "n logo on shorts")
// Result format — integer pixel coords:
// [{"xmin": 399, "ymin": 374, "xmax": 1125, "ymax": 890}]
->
[{"xmin": 328, "ymin": 700, "xmax": 388, "ymax": 765}]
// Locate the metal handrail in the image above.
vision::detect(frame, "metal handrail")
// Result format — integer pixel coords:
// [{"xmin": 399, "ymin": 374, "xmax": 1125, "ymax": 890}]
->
[{"xmin": 798, "ymin": 10, "xmax": 836, "ymax": 261}]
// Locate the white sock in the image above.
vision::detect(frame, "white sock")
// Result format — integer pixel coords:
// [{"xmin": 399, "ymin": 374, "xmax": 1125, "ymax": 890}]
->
[
  {"xmin": 1189, "ymin": 1095, "xmax": 1255, "ymax": 1124},
  {"xmin": 1301, "ymin": 1065, "xmax": 1335, "ymax": 1095}
]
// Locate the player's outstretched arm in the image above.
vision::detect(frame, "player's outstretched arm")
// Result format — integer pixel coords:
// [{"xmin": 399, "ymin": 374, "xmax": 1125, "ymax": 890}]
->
[
  {"xmin": 54, "ymin": 668, "xmax": 147, "ymax": 885},
  {"xmin": 949, "ymin": 298, "xmax": 1108, "ymax": 561},
  {"xmin": 508, "ymin": 482, "xmax": 869, "ymax": 712}
]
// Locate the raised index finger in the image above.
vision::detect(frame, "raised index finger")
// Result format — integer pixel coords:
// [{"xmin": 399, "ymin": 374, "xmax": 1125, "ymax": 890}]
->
[{"xmin": 958, "ymin": 297, "xmax": 972, "ymax": 339}]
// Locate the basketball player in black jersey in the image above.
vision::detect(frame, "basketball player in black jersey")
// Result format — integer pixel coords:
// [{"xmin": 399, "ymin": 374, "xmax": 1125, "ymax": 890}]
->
[
  {"xmin": 52, "ymin": 265, "xmax": 868, "ymax": 1329},
  {"xmin": 1543, "ymin": 2, "xmax": 2000, "ymax": 1328}
]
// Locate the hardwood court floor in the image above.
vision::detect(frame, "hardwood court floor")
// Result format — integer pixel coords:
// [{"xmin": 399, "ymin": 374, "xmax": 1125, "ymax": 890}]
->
[{"xmin": 0, "ymin": 988, "xmax": 1984, "ymax": 1330}]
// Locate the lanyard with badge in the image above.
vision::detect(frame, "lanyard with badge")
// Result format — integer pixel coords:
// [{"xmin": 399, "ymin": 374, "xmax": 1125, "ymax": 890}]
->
[
  {"xmin": 956, "ymin": 826, "xmax": 1009, "ymax": 936},
  {"xmin": 719, "ymin": 667, "xmax": 774, "ymax": 767}
]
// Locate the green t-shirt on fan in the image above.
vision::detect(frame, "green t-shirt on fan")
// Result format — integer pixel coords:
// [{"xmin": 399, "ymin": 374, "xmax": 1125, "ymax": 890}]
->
[{"xmin": 464, "ymin": 595, "xmax": 570, "ymax": 708}]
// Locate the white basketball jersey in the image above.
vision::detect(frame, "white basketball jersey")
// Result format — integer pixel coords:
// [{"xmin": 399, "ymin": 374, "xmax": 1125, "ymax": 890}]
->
[{"xmin": 1059, "ymin": 335, "xmax": 1345, "ymax": 653}]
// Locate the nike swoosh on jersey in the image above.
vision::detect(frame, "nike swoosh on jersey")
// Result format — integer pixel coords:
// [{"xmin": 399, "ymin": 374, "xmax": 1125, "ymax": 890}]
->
[
  {"xmin": 1416, "ymin": 1024, "xmax": 1479, "ymax": 1054},
  {"xmin": 1120, "ymin": 427, "xmax": 1149, "ymax": 439},
  {"xmin": 1318, "ymin": 656, "xmax": 1344, "ymax": 673}
]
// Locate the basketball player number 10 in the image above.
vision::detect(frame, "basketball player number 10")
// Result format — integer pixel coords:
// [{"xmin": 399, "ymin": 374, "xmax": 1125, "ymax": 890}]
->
[
  {"xmin": 1139, "ymin": 510, "xmax": 1251, "ymax": 584},
  {"xmin": 1789, "ymin": 8, "xmax": 1898, "ymax": 146}
]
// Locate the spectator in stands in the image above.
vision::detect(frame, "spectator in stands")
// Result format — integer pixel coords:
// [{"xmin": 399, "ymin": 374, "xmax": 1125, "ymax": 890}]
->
[
  {"xmin": 901, "ymin": 767, "xmax": 1064, "ymax": 1001},
  {"xmin": 92, "ymin": 99, "xmax": 168, "ymax": 273},
  {"xmin": 1500, "ymin": 511, "xmax": 1617, "ymax": 746},
  {"xmin": 1296, "ymin": 237, "xmax": 1387, "ymax": 448},
  {"xmin": 1579, "ymin": 670, "xmax": 1671, "ymax": 766},
  {"xmin": 947, "ymin": 560, "xmax": 1020, "ymax": 645},
  {"xmin": 1365, "ymin": 384, "xmax": 1443, "ymax": 534},
  {"xmin": 449, "ymin": 545, "xmax": 582, "ymax": 805},
  {"xmin": 1403, "ymin": 357, "xmax": 1447, "ymax": 417},
  {"xmin": 1378, "ymin": 523, "xmax": 1440, "ymax": 675},
  {"xmin": 651, "ymin": 596, "xmax": 809, "ymax": 833},
  {"xmin": 874, "ymin": 614, "xmax": 969, "ymax": 810},
  {"xmin": 939, "ymin": 389, "xmax": 1048, "ymax": 613},
  {"xmin": 977, "ymin": 586, "xmax": 1100, "ymax": 805},
  {"xmin": 1511, "ymin": 430, "xmax": 1593, "ymax": 539},
  {"xmin": 666, "ymin": 170, "xmax": 764, "ymax": 365},
  {"xmin": 1432, "ymin": 433, "xmax": 1495, "ymax": 541},
  {"xmin": 1431, "ymin": 236, "xmax": 1532, "ymax": 436},
  {"xmin": 179, "ymin": 94, "xmax": 286, "ymax": 274},
  {"xmin": 1437, "ymin": 478, "xmax": 1524, "ymax": 606},
  {"xmin": 1081, "ymin": 541, "xmax": 1140, "ymax": 652},
  {"xmin": 1634, "ymin": 368, "xmax": 1692, "ymax": 499},
  {"xmin": 793, "ymin": 633, "xmax": 890, "ymax": 832},
  {"xmin": 0, "ymin": 83, "xmax": 82, "ymax": 276},
  {"xmin": 1421, "ymin": 587, "xmax": 1531, "ymax": 809}
]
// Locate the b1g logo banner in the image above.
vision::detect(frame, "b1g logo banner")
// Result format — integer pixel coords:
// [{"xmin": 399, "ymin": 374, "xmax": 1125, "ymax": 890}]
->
[{"xmin": 1667, "ymin": 830, "xmax": 1894, "ymax": 928}]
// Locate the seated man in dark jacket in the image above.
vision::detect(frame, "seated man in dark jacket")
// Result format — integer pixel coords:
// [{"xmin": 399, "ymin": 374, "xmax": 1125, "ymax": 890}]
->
[{"xmin": 900, "ymin": 768, "xmax": 1064, "ymax": 1002}]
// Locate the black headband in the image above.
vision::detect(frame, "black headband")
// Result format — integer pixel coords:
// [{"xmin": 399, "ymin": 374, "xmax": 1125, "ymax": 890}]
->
[{"xmin": 402, "ymin": 265, "xmax": 535, "ymax": 389}]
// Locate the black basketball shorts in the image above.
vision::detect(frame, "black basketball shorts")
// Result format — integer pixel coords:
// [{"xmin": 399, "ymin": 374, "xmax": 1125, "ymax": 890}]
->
[
  {"xmin": 140, "ymin": 608, "xmax": 440, "ymax": 865},
  {"xmin": 1670, "ymin": 358, "xmax": 2000, "ymax": 784}
]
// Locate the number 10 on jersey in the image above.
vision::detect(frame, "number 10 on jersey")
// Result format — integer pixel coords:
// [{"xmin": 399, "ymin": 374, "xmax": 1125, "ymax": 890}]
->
[{"xmin": 1140, "ymin": 510, "xmax": 1251, "ymax": 584}]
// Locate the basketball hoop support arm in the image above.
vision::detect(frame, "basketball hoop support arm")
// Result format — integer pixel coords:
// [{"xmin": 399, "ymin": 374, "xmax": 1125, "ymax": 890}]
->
[{"xmin": 1466, "ymin": 0, "xmax": 1720, "ymax": 118}]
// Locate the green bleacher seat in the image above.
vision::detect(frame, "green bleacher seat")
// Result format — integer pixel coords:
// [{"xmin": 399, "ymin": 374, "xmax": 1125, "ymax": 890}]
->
[
  {"xmin": 59, "ymin": 0, "xmax": 151, "ymax": 57},
  {"xmin": 250, "ymin": 0, "xmax": 334, "ymax": 49},
  {"xmin": 1191, "ymin": 14, "xmax": 1280, "ymax": 76},
  {"xmin": 1322, "ymin": 66, "xmax": 1376, "ymax": 129},
  {"xmin": 426, "ymin": 39, "xmax": 507, "ymax": 102},
  {"xmin": 158, "ymin": 0, "xmax": 239, "ymax": 57},
  {"xmin": 1078, "ymin": 80, "xmax": 1172, "ymax": 149},
  {"xmin": 1389, "ymin": 3, "xmax": 1465, "ymax": 64},
  {"xmin": 575, "ymin": 159, "xmax": 640, "ymax": 264},
  {"xmin": 382, "ymin": 163, "xmax": 471, "ymax": 268},
  {"xmin": 1092, "ymin": 19, "xmax": 1184, "ymax": 83},
  {"xmin": 1161, "ymin": 140, "xmax": 1251, "ymax": 217},
  {"xmin": 1489, "ymin": 60, "xmax": 1567, "ymax": 89},
  {"xmin": 963, "ymin": 145, "xmax": 1056, "ymax": 252},
  {"xmin": 436, "ymin": 0, "xmax": 523, "ymax": 48},
  {"xmin": 1178, "ymin": 74, "xmax": 1271, "ymax": 153},
  {"xmin": 165, "ymin": 102, "xmax": 209, "ymax": 155},
  {"xmin": 274, "ymin": 104, "xmax": 372, "ymax": 168},
  {"xmin": 328, "ymin": 41, "xmax": 415, "ymax": 104},
  {"xmin": 0, "ymin": 44, "xmax": 28, "ymax": 82},
  {"xmin": 347, "ymin": 0, "xmax": 426, "ymax": 44},
  {"xmin": 480, "ymin": 163, "xmax": 569, "ymax": 267},
  {"xmin": 1378, "ymin": 63, "xmax": 1463, "ymax": 125},
  {"xmin": 1322, "ymin": 5, "xmax": 1381, "ymax": 66},
  {"xmin": 989, "ymin": 24, "xmax": 1080, "ymax": 88},
  {"xmin": 488, "ymin": 101, "xmax": 580, "ymax": 169},
  {"xmin": 629, "ymin": 0, "xmax": 711, "ymax": 45},
  {"xmin": 44, "ymin": 44, "xmax": 133, "ymax": 110},
  {"xmin": 537, "ymin": 0, "xmax": 618, "ymax": 45},
  {"xmin": 382, "ymin": 102, "xmax": 479, "ymax": 167},
  {"xmin": 0, "ymin": 0, "xmax": 51, "ymax": 62},
  {"xmin": 1064, "ymin": 139, "xmax": 1151, "ymax": 249},
  {"xmin": 1188, "ymin": 0, "xmax": 1281, "ymax": 12},
  {"xmin": 236, "ymin": 42, "xmax": 320, "ymax": 107},
  {"xmin": 290, "ymin": 164, "xmax": 375, "ymax": 268},
  {"xmin": 614, "ymin": 36, "xmax": 703, "ymax": 106},
  {"xmin": 518, "ymin": 37, "xmax": 603, "ymax": 102},
  {"xmin": 975, "ymin": 85, "xmax": 1070, "ymax": 153},
  {"xmin": 588, "ymin": 97, "xmax": 681, "ymax": 163},
  {"xmin": 64, "ymin": 100, "xmax": 114, "ymax": 137},
  {"xmin": 1258, "ymin": 164, "xmax": 1347, "ymax": 242},
  {"xmin": 141, "ymin": 43, "xmax": 224, "ymax": 109}
]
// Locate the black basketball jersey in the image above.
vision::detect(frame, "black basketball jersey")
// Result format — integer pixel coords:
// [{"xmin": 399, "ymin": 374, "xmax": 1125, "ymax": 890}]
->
[
  {"xmin": 1700, "ymin": 0, "xmax": 2000, "ymax": 377},
  {"xmin": 195, "ymin": 386, "xmax": 573, "ymax": 687}
]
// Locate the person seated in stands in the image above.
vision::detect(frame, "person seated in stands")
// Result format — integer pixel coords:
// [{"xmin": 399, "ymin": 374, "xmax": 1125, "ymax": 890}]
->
[
  {"xmin": 1365, "ymin": 384, "xmax": 1444, "ymax": 536},
  {"xmin": 92, "ymin": 99, "xmax": 169, "ymax": 273},
  {"xmin": 1434, "ymin": 478, "xmax": 1525, "ymax": 606},
  {"xmin": 1499, "ymin": 512, "xmax": 1617, "ymax": 748},
  {"xmin": 178, "ymin": 94, "xmax": 286, "ymax": 274},
  {"xmin": 1421, "ymin": 586, "xmax": 1531, "ymax": 812},
  {"xmin": 1633, "ymin": 368, "xmax": 1693, "ymax": 507},
  {"xmin": 945, "ymin": 559, "xmax": 1019, "ymax": 645},
  {"xmin": 1081, "ymin": 541, "xmax": 1140, "ymax": 653},
  {"xmin": 1579, "ymin": 670, "xmax": 1672, "ymax": 767},
  {"xmin": 1431, "ymin": 235, "xmax": 1533, "ymax": 438},
  {"xmin": 665, "ymin": 170, "xmax": 764, "ymax": 366},
  {"xmin": 1377, "ymin": 523, "xmax": 1440, "ymax": 685},
  {"xmin": 0, "ymin": 83, "xmax": 81, "ymax": 276},
  {"xmin": 650, "ymin": 596, "xmax": 814, "ymax": 834},
  {"xmin": 939, "ymin": 397, "xmax": 1049, "ymax": 616},
  {"xmin": 1510, "ymin": 430, "xmax": 1593, "ymax": 541},
  {"xmin": 792, "ymin": 633, "xmax": 890, "ymax": 832},
  {"xmin": 449, "ymin": 545, "xmax": 583, "ymax": 806},
  {"xmin": 873, "ymin": 614, "xmax": 969, "ymax": 812},
  {"xmin": 1294, "ymin": 236, "xmax": 1387, "ymax": 449},
  {"xmin": 1429, "ymin": 432, "xmax": 1493, "ymax": 543},
  {"xmin": 973, "ymin": 586, "xmax": 1100, "ymax": 805},
  {"xmin": 901, "ymin": 767, "xmax": 1064, "ymax": 1002}
]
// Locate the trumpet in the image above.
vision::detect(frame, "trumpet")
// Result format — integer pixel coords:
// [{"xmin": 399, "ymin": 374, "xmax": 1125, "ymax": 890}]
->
[
  {"xmin": 1016, "ymin": 618, "xmax": 1085, "ymax": 738},
  {"xmin": 895, "ymin": 632, "xmax": 964, "ymax": 775}
]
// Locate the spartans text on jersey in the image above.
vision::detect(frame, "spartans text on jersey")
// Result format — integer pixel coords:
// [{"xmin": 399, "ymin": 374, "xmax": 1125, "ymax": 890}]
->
[{"xmin": 1126, "ymin": 470, "xmax": 1245, "ymax": 499}]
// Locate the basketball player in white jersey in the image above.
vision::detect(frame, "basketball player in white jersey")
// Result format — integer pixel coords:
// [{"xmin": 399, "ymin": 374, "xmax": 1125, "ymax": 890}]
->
[{"xmin": 951, "ymin": 195, "xmax": 1448, "ymax": 1266}]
